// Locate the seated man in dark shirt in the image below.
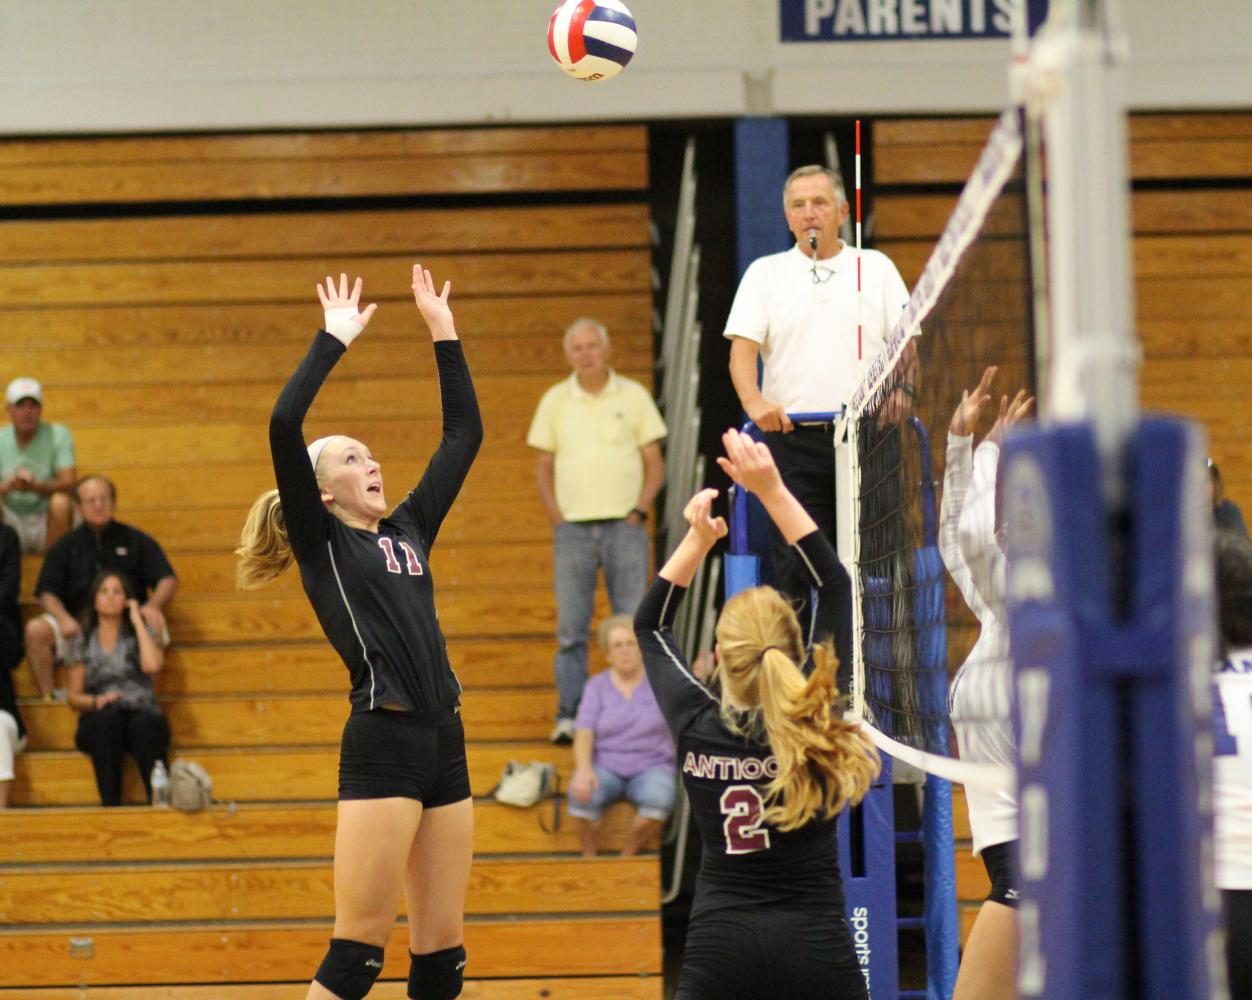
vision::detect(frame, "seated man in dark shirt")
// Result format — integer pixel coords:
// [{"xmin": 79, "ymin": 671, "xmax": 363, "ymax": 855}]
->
[{"xmin": 24, "ymin": 475, "xmax": 177, "ymax": 699}]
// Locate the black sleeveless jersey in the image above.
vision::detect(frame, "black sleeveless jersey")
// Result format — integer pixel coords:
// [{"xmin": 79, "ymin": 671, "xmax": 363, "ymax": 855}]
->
[
  {"xmin": 270, "ymin": 331, "xmax": 482, "ymax": 715},
  {"xmin": 635, "ymin": 530, "xmax": 848, "ymax": 919}
]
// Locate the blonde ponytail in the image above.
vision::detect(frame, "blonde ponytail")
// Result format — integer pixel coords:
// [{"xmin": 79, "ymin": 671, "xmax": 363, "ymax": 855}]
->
[
  {"xmin": 715, "ymin": 587, "xmax": 880, "ymax": 831},
  {"xmin": 235, "ymin": 489, "xmax": 294, "ymax": 589}
]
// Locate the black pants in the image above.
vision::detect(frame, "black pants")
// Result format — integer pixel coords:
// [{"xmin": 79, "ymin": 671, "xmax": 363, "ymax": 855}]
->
[
  {"xmin": 1226, "ymin": 888, "xmax": 1251, "ymax": 1000},
  {"xmin": 74, "ymin": 705, "xmax": 170, "ymax": 806},
  {"xmin": 763, "ymin": 428, "xmax": 854, "ymax": 689},
  {"xmin": 677, "ymin": 905, "xmax": 867, "ymax": 1000}
]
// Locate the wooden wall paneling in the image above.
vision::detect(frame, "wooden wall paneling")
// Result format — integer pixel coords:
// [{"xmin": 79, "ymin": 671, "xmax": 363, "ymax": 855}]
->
[
  {"xmin": 0, "ymin": 204, "xmax": 651, "ymax": 264},
  {"xmin": 0, "ymin": 126, "xmax": 649, "ymax": 204}
]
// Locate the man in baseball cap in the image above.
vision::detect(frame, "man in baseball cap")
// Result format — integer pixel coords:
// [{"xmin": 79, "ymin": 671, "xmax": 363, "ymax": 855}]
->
[{"xmin": 1, "ymin": 376, "xmax": 77, "ymax": 554}]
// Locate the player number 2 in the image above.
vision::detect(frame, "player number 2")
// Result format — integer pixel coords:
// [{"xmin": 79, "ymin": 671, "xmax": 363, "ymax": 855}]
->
[
  {"xmin": 720, "ymin": 784, "xmax": 771, "ymax": 855},
  {"xmin": 377, "ymin": 537, "xmax": 423, "ymax": 576}
]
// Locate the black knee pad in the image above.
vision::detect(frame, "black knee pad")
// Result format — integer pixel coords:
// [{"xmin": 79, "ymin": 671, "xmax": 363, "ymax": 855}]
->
[
  {"xmin": 407, "ymin": 944, "xmax": 467, "ymax": 1000},
  {"xmin": 314, "ymin": 937, "xmax": 385, "ymax": 1000}
]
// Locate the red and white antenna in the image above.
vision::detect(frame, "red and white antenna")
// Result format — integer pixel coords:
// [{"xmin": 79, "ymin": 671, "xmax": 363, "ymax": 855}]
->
[{"xmin": 855, "ymin": 119, "xmax": 863, "ymax": 361}]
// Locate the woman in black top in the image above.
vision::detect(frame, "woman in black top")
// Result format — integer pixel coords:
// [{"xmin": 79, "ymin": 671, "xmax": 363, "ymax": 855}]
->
[
  {"xmin": 635, "ymin": 429, "xmax": 880, "ymax": 1000},
  {"xmin": 0, "ymin": 522, "xmax": 25, "ymax": 809},
  {"xmin": 236, "ymin": 268, "xmax": 482, "ymax": 1000}
]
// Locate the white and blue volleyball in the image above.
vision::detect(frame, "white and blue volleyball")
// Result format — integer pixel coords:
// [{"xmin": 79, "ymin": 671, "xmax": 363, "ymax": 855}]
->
[{"xmin": 548, "ymin": 0, "xmax": 637, "ymax": 82}]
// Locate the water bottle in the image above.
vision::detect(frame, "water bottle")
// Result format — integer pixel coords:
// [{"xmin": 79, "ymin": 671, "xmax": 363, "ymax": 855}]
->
[{"xmin": 151, "ymin": 760, "xmax": 171, "ymax": 808}]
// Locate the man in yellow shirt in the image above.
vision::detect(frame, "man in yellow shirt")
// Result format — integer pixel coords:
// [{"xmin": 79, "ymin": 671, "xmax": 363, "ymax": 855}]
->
[{"xmin": 527, "ymin": 318, "xmax": 666, "ymax": 743}]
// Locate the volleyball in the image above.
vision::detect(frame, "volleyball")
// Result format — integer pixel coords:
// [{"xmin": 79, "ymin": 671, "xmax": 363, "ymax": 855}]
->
[{"xmin": 547, "ymin": 0, "xmax": 637, "ymax": 82}]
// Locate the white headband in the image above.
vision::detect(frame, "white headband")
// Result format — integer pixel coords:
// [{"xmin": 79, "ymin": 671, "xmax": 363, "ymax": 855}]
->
[{"xmin": 306, "ymin": 436, "xmax": 339, "ymax": 472}]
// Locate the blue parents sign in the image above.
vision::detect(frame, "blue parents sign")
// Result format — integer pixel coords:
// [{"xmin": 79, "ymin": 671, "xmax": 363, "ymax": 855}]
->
[{"xmin": 780, "ymin": 0, "xmax": 1049, "ymax": 42}]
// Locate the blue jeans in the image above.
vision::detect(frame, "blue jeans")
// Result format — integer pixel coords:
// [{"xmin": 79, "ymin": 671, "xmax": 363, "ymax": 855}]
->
[
  {"xmin": 553, "ymin": 519, "xmax": 649, "ymax": 719},
  {"xmin": 567, "ymin": 763, "xmax": 676, "ymax": 822}
]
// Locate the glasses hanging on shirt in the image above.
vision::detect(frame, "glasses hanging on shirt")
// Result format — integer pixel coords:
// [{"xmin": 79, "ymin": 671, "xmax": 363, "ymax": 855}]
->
[{"xmin": 808, "ymin": 234, "xmax": 835, "ymax": 284}]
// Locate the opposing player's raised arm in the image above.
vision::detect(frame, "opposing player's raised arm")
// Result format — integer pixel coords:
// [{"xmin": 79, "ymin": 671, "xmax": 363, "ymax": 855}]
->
[{"xmin": 941, "ymin": 367, "xmax": 996, "ymax": 608}]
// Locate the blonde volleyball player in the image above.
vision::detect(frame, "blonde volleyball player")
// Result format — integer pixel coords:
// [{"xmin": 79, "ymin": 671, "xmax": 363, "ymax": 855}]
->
[
  {"xmin": 940, "ymin": 367, "xmax": 1033, "ymax": 999},
  {"xmin": 635, "ymin": 429, "xmax": 879, "ymax": 1000},
  {"xmin": 237, "ymin": 270, "xmax": 481, "ymax": 1000}
]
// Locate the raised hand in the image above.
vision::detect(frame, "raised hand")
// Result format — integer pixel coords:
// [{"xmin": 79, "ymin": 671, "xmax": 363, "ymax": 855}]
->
[
  {"xmin": 950, "ymin": 365, "xmax": 997, "ymax": 436},
  {"xmin": 412, "ymin": 264, "xmax": 457, "ymax": 342},
  {"xmin": 986, "ymin": 389, "xmax": 1034, "ymax": 445},
  {"xmin": 716, "ymin": 428, "xmax": 785, "ymax": 499},
  {"xmin": 316, "ymin": 274, "xmax": 377, "ymax": 348},
  {"xmin": 683, "ymin": 488, "xmax": 728, "ymax": 548}
]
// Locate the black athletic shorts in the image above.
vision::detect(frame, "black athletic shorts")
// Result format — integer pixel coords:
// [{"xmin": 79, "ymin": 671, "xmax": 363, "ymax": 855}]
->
[
  {"xmin": 981, "ymin": 839, "xmax": 1021, "ymax": 908},
  {"xmin": 676, "ymin": 904, "xmax": 868, "ymax": 1000},
  {"xmin": 338, "ymin": 705, "xmax": 470, "ymax": 807},
  {"xmin": 1224, "ymin": 888, "xmax": 1251, "ymax": 1000}
]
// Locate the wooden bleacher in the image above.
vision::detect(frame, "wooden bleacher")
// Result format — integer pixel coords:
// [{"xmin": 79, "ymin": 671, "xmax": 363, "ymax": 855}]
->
[
  {"xmin": 874, "ymin": 111, "xmax": 1252, "ymax": 949},
  {"xmin": 0, "ymin": 125, "xmax": 663, "ymax": 996}
]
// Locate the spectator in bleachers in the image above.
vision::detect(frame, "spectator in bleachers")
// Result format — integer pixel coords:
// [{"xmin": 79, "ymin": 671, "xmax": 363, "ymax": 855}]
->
[
  {"xmin": 568, "ymin": 613, "xmax": 676, "ymax": 857},
  {"xmin": 64, "ymin": 570, "xmax": 170, "ymax": 806},
  {"xmin": 24, "ymin": 475, "xmax": 177, "ymax": 700},
  {"xmin": 0, "ymin": 522, "xmax": 26, "ymax": 808},
  {"xmin": 0, "ymin": 377, "xmax": 76, "ymax": 554},
  {"xmin": 1209, "ymin": 458, "xmax": 1248, "ymax": 537},
  {"xmin": 527, "ymin": 317, "xmax": 666, "ymax": 745}
]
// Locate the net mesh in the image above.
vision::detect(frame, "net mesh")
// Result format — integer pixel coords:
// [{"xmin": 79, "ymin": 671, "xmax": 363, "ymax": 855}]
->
[{"xmin": 847, "ymin": 110, "xmax": 1036, "ymax": 782}]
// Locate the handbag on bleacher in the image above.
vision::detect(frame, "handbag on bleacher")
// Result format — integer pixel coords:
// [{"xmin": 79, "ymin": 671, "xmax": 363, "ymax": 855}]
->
[
  {"xmin": 492, "ymin": 760, "xmax": 555, "ymax": 808},
  {"xmin": 169, "ymin": 759, "xmax": 213, "ymax": 813}
]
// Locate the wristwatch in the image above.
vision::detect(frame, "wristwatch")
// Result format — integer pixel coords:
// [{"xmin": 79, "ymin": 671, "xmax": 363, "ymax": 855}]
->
[{"xmin": 630, "ymin": 507, "xmax": 649, "ymax": 522}]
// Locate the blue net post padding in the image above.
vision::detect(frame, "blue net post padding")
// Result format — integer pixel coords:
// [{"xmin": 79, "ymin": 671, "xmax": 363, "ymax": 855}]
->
[
  {"xmin": 922, "ymin": 774, "xmax": 959, "ymax": 1000},
  {"xmin": 908, "ymin": 416, "xmax": 959, "ymax": 1000},
  {"xmin": 839, "ymin": 755, "xmax": 900, "ymax": 999},
  {"xmin": 1004, "ymin": 419, "xmax": 1221, "ymax": 999}
]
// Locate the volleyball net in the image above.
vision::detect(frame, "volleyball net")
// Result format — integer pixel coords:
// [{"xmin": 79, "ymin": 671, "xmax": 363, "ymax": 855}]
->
[{"xmin": 840, "ymin": 108, "xmax": 1036, "ymax": 791}]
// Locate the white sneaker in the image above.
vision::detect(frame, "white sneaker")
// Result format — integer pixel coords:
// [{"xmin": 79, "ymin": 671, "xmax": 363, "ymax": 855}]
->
[{"xmin": 549, "ymin": 718, "xmax": 575, "ymax": 745}]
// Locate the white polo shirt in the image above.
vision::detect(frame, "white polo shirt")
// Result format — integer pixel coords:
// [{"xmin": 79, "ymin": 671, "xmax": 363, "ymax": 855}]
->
[{"xmin": 723, "ymin": 244, "xmax": 910, "ymax": 414}]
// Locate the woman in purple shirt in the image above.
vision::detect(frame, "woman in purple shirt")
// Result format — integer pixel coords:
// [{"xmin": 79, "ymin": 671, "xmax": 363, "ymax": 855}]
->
[{"xmin": 568, "ymin": 613, "xmax": 676, "ymax": 856}]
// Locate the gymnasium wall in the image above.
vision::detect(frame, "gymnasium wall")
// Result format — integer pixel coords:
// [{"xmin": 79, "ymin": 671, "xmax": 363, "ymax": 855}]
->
[{"xmin": 0, "ymin": 0, "xmax": 1249, "ymax": 134}]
